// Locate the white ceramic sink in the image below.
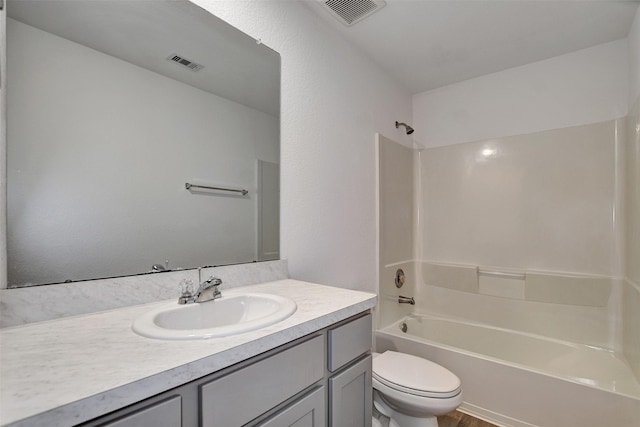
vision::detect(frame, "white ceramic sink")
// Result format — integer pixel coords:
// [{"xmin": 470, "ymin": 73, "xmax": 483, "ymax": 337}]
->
[{"xmin": 132, "ymin": 293, "xmax": 297, "ymax": 340}]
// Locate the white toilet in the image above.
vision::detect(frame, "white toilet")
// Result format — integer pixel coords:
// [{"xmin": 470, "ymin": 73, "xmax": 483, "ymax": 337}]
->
[{"xmin": 372, "ymin": 351, "xmax": 463, "ymax": 427}]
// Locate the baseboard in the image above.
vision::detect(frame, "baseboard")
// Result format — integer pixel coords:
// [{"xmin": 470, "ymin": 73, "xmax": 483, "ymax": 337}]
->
[{"xmin": 458, "ymin": 402, "xmax": 538, "ymax": 427}]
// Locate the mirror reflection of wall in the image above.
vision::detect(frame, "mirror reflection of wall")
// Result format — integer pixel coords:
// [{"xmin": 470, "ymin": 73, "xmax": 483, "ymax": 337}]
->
[{"xmin": 6, "ymin": 0, "xmax": 280, "ymax": 288}]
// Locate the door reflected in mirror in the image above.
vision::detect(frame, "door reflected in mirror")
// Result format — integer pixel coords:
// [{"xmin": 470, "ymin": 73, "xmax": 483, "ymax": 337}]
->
[{"xmin": 6, "ymin": 0, "xmax": 280, "ymax": 287}]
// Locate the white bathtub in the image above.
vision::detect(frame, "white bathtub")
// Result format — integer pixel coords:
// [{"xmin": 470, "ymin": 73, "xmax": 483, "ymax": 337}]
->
[{"xmin": 376, "ymin": 314, "xmax": 640, "ymax": 427}]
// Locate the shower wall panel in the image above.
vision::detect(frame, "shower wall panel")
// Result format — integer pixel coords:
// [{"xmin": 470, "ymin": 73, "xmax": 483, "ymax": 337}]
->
[
  {"xmin": 378, "ymin": 135, "xmax": 414, "ymax": 267},
  {"xmin": 377, "ymin": 134, "xmax": 415, "ymax": 329},
  {"xmin": 624, "ymin": 98, "xmax": 640, "ymax": 381},
  {"xmin": 419, "ymin": 120, "xmax": 619, "ymax": 276}
]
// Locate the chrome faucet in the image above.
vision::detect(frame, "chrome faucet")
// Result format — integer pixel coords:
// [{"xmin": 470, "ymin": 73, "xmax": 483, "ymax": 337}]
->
[
  {"xmin": 195, "ymin": 276, "xmax": 222, "ymax": 303},
  {"xmin": 178, "ymin": 276, "xmax": 222, "ymax": 304},
  {"xmin": 398, "ymin": 295, "xmax": 415, "ymax": 305}
]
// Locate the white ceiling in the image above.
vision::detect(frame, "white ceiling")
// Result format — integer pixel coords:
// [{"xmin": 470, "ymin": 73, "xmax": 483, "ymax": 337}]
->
[
  {"xmin": 305, "ymin": 0, "xmax": 639, "ymax": 94},
  {"xmin": 7, "ymin": 0, "xmax": 280, "ymax": 117}
]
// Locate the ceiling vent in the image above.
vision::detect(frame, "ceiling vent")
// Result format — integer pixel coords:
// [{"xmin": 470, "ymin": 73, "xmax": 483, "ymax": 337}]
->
[
  {"xmin": 166, "ymin": 54, "xmax": 204, "ymax": 72},
  {"xmin": 319, "ymin": 0, "xmax": 386, "ymax": 26}
]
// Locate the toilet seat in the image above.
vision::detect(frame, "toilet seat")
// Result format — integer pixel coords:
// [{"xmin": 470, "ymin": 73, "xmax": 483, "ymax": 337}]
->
[{"xmin": 373, "ymin": 351, "xmax": 461, "ymax": 399}]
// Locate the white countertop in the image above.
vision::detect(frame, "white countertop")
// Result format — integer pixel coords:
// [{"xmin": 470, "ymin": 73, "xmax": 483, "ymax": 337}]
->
[{"xmin": 0, "ymin": 280, "xmax": 376, "ymax": 427}]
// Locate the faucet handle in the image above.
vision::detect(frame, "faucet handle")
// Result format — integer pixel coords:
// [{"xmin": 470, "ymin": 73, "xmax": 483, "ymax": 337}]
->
[
  {"xmin": 204, "ymin": 276, "xmax": 222, "ymax": 287},
  {"xmin": 178, "ymin": 279, "xmax": 195, "ymax": 304},
  {"xmin": 179, "ymin": 279, "xmax": 195, "ymax": 294}
]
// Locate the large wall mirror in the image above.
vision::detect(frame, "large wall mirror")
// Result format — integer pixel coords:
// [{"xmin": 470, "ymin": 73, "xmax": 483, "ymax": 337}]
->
[{"xmin": 6, "ymin": 0, "xmax": 280, "ymax": 288}]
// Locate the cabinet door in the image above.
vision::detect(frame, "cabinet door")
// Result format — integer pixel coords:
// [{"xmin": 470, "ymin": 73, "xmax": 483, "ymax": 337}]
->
[
  {"xmin": 257, "ymin": 387, "xmax": 325, "ymax": 427},
  {"xmin": 329, "ymin": 355, "xmax": 372, "ymax": 427},
  {"xmin": 97, "ymin": 396, "xmax": 181, "ymax": 427}
]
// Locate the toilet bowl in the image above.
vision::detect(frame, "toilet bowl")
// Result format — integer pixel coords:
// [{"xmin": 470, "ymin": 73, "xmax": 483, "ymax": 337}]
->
[{"xmin": 372, "ymin": 351, "xmax": 463, "ymax": 427}]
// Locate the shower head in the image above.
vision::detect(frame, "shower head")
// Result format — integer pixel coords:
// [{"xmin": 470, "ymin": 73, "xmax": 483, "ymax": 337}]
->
[{"xmin": 395, "ymin": 121, "xmax": 415, "ymax": 135}]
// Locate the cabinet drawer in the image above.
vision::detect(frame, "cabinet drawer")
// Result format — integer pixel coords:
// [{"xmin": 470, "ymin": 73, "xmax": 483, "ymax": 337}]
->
[
  {"xmin": 97, "ymin": 396, "xmax": 181, "ymax": 427},
  {"xmin": 327, "ymin": 314, "xmax": 371, "ymax": 372},
  {"xmin": 200, "ymin": 335, "xmax": 324, "ymax": 426}
]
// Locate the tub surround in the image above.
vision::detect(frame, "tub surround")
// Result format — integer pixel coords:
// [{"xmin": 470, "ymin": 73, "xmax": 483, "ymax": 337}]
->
[
  {"xmin": 422, "ymin": 262, "xmax": 616, "ymax": 307},
  {"xmin": 624, "ymin": 97, "xmax": 640, "ymax": 382},
  {"xmin": 421, "ymin": 261, "xmax": 617, "ymax": 308},
  {"xmin": 623, "ymin": 279, "xmax": 640, "ymax": 382},
  {"xmin": 0, "ymin": 279, "xmax": 376, "ymax": 427},
  {"xmin": 377, "ymin": 134, "xmax": 415, "ymax": 268},
  {"xmin": 404, "ymin": 116, "xmax": 632, "ymax": 355},
  {"xmin": 378, "ymin": 260, "xmax": 416, "ymax": 330},
  {"xmin": 380, "ymin": 259, "xmax": 622, "ymax": 350},
  {"xmin": 422, "ymin": 262, "xmax": 479, "ymax": 295},
  {"xmin": 419, "ymin": 119, "xmax": 622, "ymax": 277},
  {"xmin": 376, "ymin": 134, "xmax": 417, "ymax": 332},
  {"xmin": 416, "ymin": 278, "xmax": 620, "ymax": 352},
  {"xmin": 0, "ymin": 259, "xmax": 288, "ymax": 328}
]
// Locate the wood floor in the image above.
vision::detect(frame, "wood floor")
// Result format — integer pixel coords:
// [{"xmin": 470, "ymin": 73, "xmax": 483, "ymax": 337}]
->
[{"xmin": 437, "ymin": 410, "xmax": 499, "ymax": 427}]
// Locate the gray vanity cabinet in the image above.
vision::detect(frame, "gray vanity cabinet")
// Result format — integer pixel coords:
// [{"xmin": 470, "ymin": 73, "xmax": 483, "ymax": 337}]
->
[{"xmin": 83, "ymin": 312, "xmax": 371, "ymax": 427}]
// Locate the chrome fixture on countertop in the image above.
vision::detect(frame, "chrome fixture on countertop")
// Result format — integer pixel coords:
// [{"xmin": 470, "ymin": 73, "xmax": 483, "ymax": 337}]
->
[
  {"xmin": 178, "ymin": 276, "xmax": 223, "ymax": 304},
  {"xmin": 196, "ymin": 276, "xmax": 222, "ymax": 303}
]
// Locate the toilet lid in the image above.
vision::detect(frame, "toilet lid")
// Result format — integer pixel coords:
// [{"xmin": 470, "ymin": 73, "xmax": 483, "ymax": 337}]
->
[{"xmin": 373, "ymin": 351, "xmax": 461, "ymax": 398}]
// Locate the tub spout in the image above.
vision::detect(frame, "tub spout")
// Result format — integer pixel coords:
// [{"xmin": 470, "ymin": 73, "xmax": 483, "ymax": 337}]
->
[{"xmin": 398, "ymin": 295, "xmax": 415, "ymax": 305}]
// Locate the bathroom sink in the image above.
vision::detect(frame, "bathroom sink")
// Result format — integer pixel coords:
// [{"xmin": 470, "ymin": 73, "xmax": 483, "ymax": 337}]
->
[{"xmin": 132, "ymin": 293, "xmax": 297, "ymax": 340}]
